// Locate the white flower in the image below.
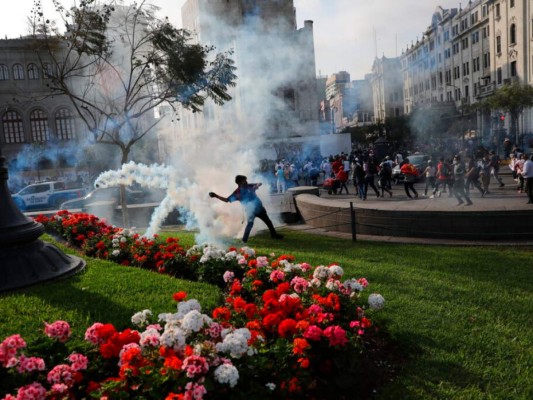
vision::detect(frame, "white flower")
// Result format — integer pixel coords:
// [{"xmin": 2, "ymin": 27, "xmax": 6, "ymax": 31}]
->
[
  {"xmin": 343, "ymin": 279, "xmax": 363, "ymax": 292},
  {"xmin": 176, "ymin": 299, "xmax": 202, "ymax": 319},
  {"xmin": 326, "ymin": 278, "xmax": 341, "ymax": 291},
  {"xmin": 199, "ymin": 244, "xmax": 226, "ymax": 263},
  {"xmin": 181, "ymin": 310, "xmax": 211, "ymax": 333},
  {"xmin": 139, "ymin": 328, "xmax": 160, "ymax": 347},
  {"xmin": 240, "ymin": 247, "xmax": 255, "ymax": 257},
  {"xmin": 112, "ymin": 249, "xmax": 120, "ymax": 256},
  {"xmin": 131, "ymin": 309, "xmax": 152, "ymax": 327},
  {"xmin": 224, "ymin": 250, "xmax": 238, "ymax": 260},
  {"xmin": 256, "ymin": 256, "xmax": 269, "ymax": 267},
  {"xmin": 368, "ymin": 293, "xmax": 385, "ymax": 310},
  {"xmin": 214, "ymin": 363, "xmax": 239, "ymax": 388},
  {"xmin": 216, "ymin": 328, "xmax": 251, "ymax": 358},
  {"xmin": 265, "ymin": 383, "xmax": 276, "ymax": 391},
  {"xmin": 312, "ymin": 266, "xmax": 331, "ymax": 280},
  {"xmin": 329, "ymin": 264, "xmax": 344, "ymax": 277},
  {"xmin": 160, "ymin": 326, "xmax": 187, "ymax": 350},
  {"xmin": 111, "ymin": 238, "xmax": 120, "ymax": 247},
  {"xmin": 120, "ymin": 236, "xmax": 127, "ymax": 243}
]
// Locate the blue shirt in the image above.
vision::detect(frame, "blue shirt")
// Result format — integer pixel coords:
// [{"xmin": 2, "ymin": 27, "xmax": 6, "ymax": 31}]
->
[{"xmin": 228, "ymin": 184, "xmax": 263, "ymax": 215}]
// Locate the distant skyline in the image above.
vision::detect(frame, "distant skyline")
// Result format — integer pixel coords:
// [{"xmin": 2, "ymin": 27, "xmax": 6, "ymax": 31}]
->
[{"xmin": 1, "ymin": 0, "xmax": 463, "ymax": 80}]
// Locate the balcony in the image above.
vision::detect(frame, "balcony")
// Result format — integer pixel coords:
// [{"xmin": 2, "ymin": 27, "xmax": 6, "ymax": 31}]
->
[{"xmin": 474, "ymin": 82, "xmax": 495, "ymax": 98}]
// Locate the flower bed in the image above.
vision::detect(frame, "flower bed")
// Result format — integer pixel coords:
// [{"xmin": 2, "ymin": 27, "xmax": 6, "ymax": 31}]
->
[{"xmin": 0, "ymin": 212, "xmax": 387, "ymax": 399}]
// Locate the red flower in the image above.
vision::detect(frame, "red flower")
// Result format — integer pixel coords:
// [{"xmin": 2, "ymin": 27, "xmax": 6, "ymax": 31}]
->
[
  {"xmin": 278, "ymin": 319, "xmax": 298, "ymax": 338},
  {"xmin": 298, "ymin": 357, "xmax": 310, "ymax": 369},
  {"xmin": 292, "ymin": 338, "xmax": 310, "ymax": 354},
  {"xmin": 172, "ymin": 292, "xmax": 187, "ymax": 302},
  {"xmin": 212, "ymin": 307, "xmax": 231, "ymax": 322},
  {"xmin": 262, "ymin": 312, "xmax": 283, "ymax": 332}
]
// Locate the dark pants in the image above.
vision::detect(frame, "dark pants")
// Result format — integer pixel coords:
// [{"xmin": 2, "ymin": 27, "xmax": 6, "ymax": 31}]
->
[
  {"xmin": 403, "ymin": 181, "xmax": 418, "ymax": 198},
  {"xmin": 526, "ymin": 177, "xmax": 533, "ymax": 203},
  {"xmin": 454, "ymin": 179, "xmax": 472, "ymax": 204},
  {"xmin": 364, "ymin": 176, "xmax": 380, "ymax": 198},
  {"xmin": 243, "ymin": 206, "xmax": 278, "ymax": 243}
]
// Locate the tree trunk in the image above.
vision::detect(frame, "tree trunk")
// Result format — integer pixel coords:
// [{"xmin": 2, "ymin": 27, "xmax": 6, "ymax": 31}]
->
[{"xmin": 120, "ymin": 149, "xmax": 130, "ymax": 228}]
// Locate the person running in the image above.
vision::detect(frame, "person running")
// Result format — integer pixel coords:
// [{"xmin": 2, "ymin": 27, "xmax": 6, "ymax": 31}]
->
[
  {"xmin": 433, "ymin": 157, "xmax": 448, "ymax": 198},
  {"xmin": 452, "ymin": 154, "xmax": 473, "ymax": 206},
  {"xmin": 400, "ymin": 158, "xmax": 419, "ymax": 199},
  {"xmin": 489, "ymin": 150, "xmax": 505, "ymax": 187},
  {"xmin": 465, "ymin": 158, "xmax": 484, "ymax": 197},
  {"xmin": 335, "ymin": 166, "xmax": 350, "ymax": 194},
  {"xmin": 363, "ymin": 156, "xmax": 380, "ymax": 199},
  {"xmin": 209, "ymin": 175, "xmax": 284, "ymax": 243},
  {"xmin": 378, "ymin": 158, "xmax": 393, "ymax": 197}
]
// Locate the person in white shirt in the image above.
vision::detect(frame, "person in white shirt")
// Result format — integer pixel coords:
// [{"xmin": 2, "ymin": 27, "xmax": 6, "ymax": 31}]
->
[{"xmin": 522, "ymin": 155, "xmax": 533, "ymax": 204}]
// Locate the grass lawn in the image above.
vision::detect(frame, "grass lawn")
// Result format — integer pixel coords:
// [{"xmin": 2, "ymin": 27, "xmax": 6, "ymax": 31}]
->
[{"xmin": 1, "ymin": 230, "xmax": 532, "ymax": 399}]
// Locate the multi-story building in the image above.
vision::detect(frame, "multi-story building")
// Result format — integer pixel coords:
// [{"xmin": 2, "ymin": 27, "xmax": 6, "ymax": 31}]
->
[
  {"xmin": 401, "ymin": 1, "xmax": 533, "ymax": 147},
  {"xmin": 166, "ymin": 0, "xmax": 320, "ymax": 159},
  {"xmin": 0, "ymin": 38, "xmax": 81, "ymax": 188},
  {"xmin": 370, "ymin": 56, "xmax": 404, "ymax": 122}
]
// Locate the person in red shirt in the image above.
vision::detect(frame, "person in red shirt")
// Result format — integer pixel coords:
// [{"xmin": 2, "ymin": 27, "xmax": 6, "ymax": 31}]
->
[
  {"xmin": 335, "ymin": 166, "xmax": 349, "ymax": 194},
  {"xmin": 400, "ymin": 158, "xmax": 419, "ymax": 199}
]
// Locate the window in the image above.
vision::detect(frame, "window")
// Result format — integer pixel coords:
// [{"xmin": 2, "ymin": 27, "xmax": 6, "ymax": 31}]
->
[
  {"xmin": 465, "ymin": 85, "xmax": 469, "ymax": 98},
  {"xmin": 482, "ymin": 5, "xmax": 488, "ymax": 18},
  {"xmin": 497, "ymin": 68, "xmax": 502, "ymax": 84},
  {"xmin": 511, "ymin": 61, "xmax": 517, "ymax": 77},
  {"xmin": 12, "ymin": 64, "xmax": 24, "ymax": 80},
  {"xmin": 55, "ymin": 108, "xmax": 75, "ymax": 140},
  {"xmin": 472, "ymin": 31, "xmax": 480, "ymax": 44},
  {"xmin": 483, "ymin": 26, "xmax": 490, "ymax": 39},
  {"xmin": 454, "ymin": 88, "xmax": 461, "ymax": 101},
  {"xmin": 0, "ymin": 64, "xmax": 8, "ymax": 80},
  {"xmin": 463, "ymin": 62, "xmax": 470, "ymax": 76},
  {"xmin": 2, "ymin": 111, "xmax": 25, "ymax": 143},
  {"xmin": 496, "ymin": 4, "xmax": 500, "ymax": 18},
  {"xmin": 30, "ymin": 109, "xmax": 49, "ymax": 142},
  {"xmin": 510, "ymin": 0, "xmax": 515, "ymax": 7},
  {"xmin": 483, "ymin": 52, "xmax": 491, "ymax": 68},
  {"xmin": 510, "ymin": 24, "xmax": 516, "ymax": 44},
  {"xmin": 444, "ymin": 30, "xmax": 450, "ymax": 41},
  {"xmin": 453, "ymin": 43, "xmax": 460, "ymax": 54},
  {"xmin": 473, "ymin": 57, "xmax": 480, "ymax": 72},
  {"xmin": 462, "ymin": 37, "xmax": 469, "ymax": 49},
  {"xmin": 27, "ymin": 63, "xmax": 39, "ymax": 80},
  {"xmin": 42, "ymin": 63, "xmax": 53, "ymax": 78},
  {"xmin": 461, "ymin": 19, "xmax": 468, "ymax": 31},
  {"xmin": 496, "ymin": 36, "xmax": 501, "ymax": 54}
]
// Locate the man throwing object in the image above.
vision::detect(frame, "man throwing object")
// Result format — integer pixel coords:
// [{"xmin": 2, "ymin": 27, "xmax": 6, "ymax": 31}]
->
[{"xmin": 209, "ymin": 175, "xmax": 284, "ymax": 243}]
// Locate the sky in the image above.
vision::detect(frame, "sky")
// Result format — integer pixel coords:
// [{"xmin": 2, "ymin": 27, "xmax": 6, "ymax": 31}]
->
[{"xmin": 0, "ymin": 0, "xmax": 463, "ymax": 80}]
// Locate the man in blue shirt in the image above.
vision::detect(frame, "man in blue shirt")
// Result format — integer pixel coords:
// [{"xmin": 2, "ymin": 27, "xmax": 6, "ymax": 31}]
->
[{"xmin": 209, "ymin": 175, "xmax": 284, "ymax": 243}]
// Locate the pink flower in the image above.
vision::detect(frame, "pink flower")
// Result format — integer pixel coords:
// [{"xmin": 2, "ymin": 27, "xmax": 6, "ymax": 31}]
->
[
  {"xmin": 269, "ymin": 270, "xmax": 285, "ymax": 283},
  {"xmin": 357, "ymin": 278, "xmax": 369, "ymax": 288},
  {"xmin": 223, "ymin": 270, "xmax": 235, "ymax": 283},
  {"xmin": 0, "ymin": 334, "xmax": 26, "ymax": 367},
  {"xmin": 184, "ymin": 381, "xmax": 207, "ymax": 400},
  {"xmin": 47, "ymin": 364, "xmax": 75, "ymax": 386},
  {"xmin": 44, "ymin": 321, "xmax": 71, "ymax": 342},
  {"xmin": 290, "ymin": 276, "xmax": 310, "ymax": 294},
  {"xmin": 15, "ymin": 382, "xmax": 47, "ymax": 399},
  {"xmin": 182, "ymin": 355, "xmax": 209, "ymax": 378},
  {"xmin": 68, "ymin": 353, "xmax": 88, "ymax": 371},
  {"xmin": 51, "ymin": 383, "xmax": 69, "ymax": 394},
  {"xmin": 323, "ymin": 325, "xmax": 349, "ymax": 347},
  {"xmin": 299, "ymin": 262, "xmax": 312, "ymax": 272},
  {"xmin": 207, "ymin": 322, "xmax": 223, "ymax": 339},
  {"xmin": 303, "ymin": 325, "xmax": 323, "ymax": 341},
  {"xmin": 16, "ymin": 356, "xmax": 46, "ymax": 374},
  {"xmin": 84, "ymin": 322, "xmax": 104, "ymax": 345}
]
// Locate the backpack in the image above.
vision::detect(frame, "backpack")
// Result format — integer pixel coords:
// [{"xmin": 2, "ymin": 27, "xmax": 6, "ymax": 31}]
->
[{"xmin": 381, "ymin": 162, "xmax": 392, "ymax": 177}]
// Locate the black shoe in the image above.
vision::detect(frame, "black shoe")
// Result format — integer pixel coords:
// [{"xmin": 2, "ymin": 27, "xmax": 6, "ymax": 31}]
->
[
  {"xmin": 466, "ymin": 200, "xmax": 473, "ymax": 206},
  {"xmin": 499, "ymin": 183, "xmax": 505, "ymax": 187},
  {"xmin": 457, "ymin": 201, "xmax": 464, "ymax": 206},
  {"xmin": 272, "ymin": 234, "xmax": 284, "ymax": 240},
  {"xmin": 527, "ymin": 201, "xmax": 532, "ymax": 204}
]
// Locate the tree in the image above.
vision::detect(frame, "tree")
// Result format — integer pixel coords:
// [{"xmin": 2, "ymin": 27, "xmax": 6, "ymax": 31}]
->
[
  {"xmin": 478, "ymin": 82, "xmax": 533, "ymax": 144},
  {"xmin": 30, "ymin": 0, "xmax": 236, "ymax": 225}
]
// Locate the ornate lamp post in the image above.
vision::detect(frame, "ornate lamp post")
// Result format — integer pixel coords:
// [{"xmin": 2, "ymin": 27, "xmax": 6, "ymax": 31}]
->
[{"xmin": 0, "ymin": 144, "xmax": 85, "ymax": 293}]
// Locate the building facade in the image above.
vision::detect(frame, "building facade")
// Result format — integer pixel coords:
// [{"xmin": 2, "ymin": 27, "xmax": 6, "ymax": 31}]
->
[
  {"xmin": 166, "ymin": 0, "xmax": 319, "ymax": 156},
  {"xmin": 371, "ymin": 56, "xmax": 404, "ymax": 122},
  {"xmin": 0, "ymin": 38, "xmax": 82, "ymax": 189},
  {"xmin": 400, "ymin": 0, "xmax": 533, "ymax": 147}
]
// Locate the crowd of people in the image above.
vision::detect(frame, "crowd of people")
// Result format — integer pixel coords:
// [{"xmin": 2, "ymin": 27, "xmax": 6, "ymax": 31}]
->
[{"xmin": 266, "ymin": 145, "xmax": 533, "ymax": 206}]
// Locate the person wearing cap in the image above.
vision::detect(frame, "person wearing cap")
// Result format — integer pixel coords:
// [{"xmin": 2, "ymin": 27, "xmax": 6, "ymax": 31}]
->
[{"xmin": 209, "ymin": 175, "xmax": 284, "ymax": 243}]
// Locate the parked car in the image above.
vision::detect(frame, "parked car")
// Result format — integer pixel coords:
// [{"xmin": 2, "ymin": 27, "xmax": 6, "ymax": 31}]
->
[
  {"xmin": 11, "ymin": 181, "xmax": 86, "ymax": 211},
  {"xmin": 391, "ymin": 154, "xmax": 431, "ymax": 183},
  {"xmin": 59, "ymin": 187, "xmax": 147, "ymax": 210}
]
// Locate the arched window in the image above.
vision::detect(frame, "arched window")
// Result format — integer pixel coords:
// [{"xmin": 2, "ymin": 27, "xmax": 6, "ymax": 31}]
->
[
  {"xmin": 55, "ymin": 108, "xmax": 75, "ymax": 140},
  {"xmin": 2, "ymin": 111, "xmax": 25, "ymax": 143},
  {"xmin": 27, "ymin": 63, "xmax": 39, "ymax": 80},
  {"xmin": 12, "ymin": 64, "xmax": 24, "ymax": 80},
  {"xmin": 30, "ymin": 109, "xmax": 50, "ymax": 142},
  {"xmin": 0, "ymin": 64, "xmax": 8, "ymax": 80},
  {"xmin": 42, "ymin": 63, "xmax": 53, "ymax": 78},
  {"xmin": 510, "ymin": 24, "xmax": 516, "ymax": 45}
]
